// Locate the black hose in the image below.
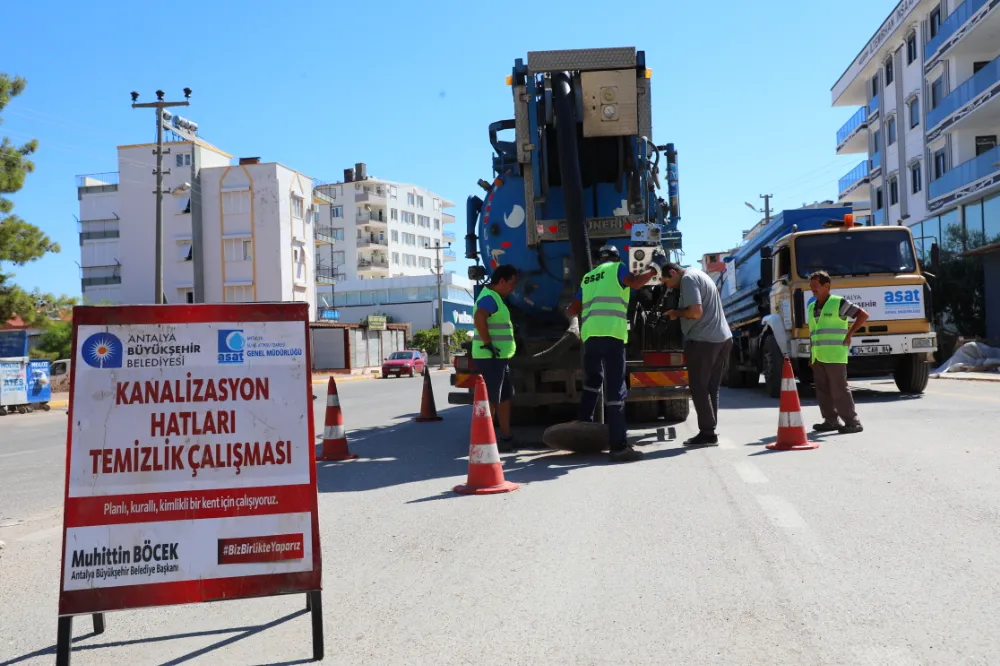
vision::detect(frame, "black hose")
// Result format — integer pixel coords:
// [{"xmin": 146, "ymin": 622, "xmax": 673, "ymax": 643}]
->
[{"xmin": 551, "ymin": 71, "xmax": 592, "ymax": 284}]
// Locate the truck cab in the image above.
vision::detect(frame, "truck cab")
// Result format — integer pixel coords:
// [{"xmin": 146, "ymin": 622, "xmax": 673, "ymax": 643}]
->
[{"xmin": 753, "ymin": 216, "xmax": 937, "ymax": 396}]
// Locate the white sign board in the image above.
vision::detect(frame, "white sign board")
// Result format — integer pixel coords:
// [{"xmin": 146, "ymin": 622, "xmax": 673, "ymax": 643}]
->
[{"xmin": 807, "ymin": 286, "xmax": 925, "ymax": 321}]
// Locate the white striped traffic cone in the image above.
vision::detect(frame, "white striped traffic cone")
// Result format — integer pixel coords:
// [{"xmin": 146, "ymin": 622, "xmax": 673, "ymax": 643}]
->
[
  {"xmin": 453, "ymin": 375, "xmax": 518, "ymax": 495},
  {"xmin": 766, "ymin": 358, "xmax": 819, "ymax": 451},
  {"xmin": 317, "ymin": 376, "xmax": 359, "ymax": 461}
]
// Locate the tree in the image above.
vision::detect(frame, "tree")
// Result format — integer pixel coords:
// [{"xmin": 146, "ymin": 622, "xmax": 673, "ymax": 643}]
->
[
  {"xmin": 932, "ymin": 225, "xmax": 987, "ymax": 338},
  {"xmin": 409, "ymin": 328, "xmax": 469, "ymax": 355},
  {"xmin": 32, "ymin": 320, "xmax": 73, "ymax": 360},
  {"xmin": 0, "ymin": 73, "xmax": 71, "ymax": 327}
]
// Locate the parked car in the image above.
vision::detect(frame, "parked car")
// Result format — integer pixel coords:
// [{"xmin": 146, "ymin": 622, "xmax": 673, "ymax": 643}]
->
[{"xmin": 381, "ymin": 350, "xmax": 426, "ymax": 378}]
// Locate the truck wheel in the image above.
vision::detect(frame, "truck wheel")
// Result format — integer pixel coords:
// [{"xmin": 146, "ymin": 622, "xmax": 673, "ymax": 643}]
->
[
  {"xmin": 661, "ymin": 398, "xmax": 690, "ymax": 423},
  {"xmin": 762, "ymin": 335, "xmax": 784, "ymax": 399},
  {"xmin": 626, "ymin": 400, "xmax": 660, "ymax": 424},
  {"xmin": 894, "ymin": 353, "xmax": 930, "ymax": 394},
  {"xmin": 724, "ymin": 350, "xmax": 745, "ymax": 388},
  {"xmin": 741, "ymin": 369, "xmax": 760, "ymax": 388}
]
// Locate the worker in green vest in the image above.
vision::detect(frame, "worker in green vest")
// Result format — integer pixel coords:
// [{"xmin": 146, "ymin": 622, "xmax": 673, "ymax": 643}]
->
[
  {"xmin": 567, "ymin": 244, "xmax": 666, "ymax": 462},
  {"xmin": 808, "ymin": 270, "xmax": 868, "ymax": 434},
  {"xmin": 472, "ymin": 264, "xmax": 520, "ymax": 452}
]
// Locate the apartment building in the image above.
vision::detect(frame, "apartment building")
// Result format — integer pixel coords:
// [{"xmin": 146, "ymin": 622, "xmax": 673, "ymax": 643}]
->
[
  {"xmin": 832, "ymin": 0, "xmax": 1000, "ymax": 256},
  {"xmin": 312, "ymin": 163, "xmax": 457, "ymax": 307},
  {"xmin": 76, "ymin": 115, "xmax": 326, "ymax": 318}
]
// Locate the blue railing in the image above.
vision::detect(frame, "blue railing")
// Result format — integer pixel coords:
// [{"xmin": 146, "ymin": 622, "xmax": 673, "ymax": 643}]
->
[
  {"xmin": 874, "ymin": 209, "xmax": 886, "ymax": 226},
  {"xmin": 868, "ymin": 93, "xmax": 880, "ymax": 117},
  {"xmin": 929, "ymin": 144, "xmax": 1000, "ymax": 199},
  {"xmin": 925, "ymin": 0, "xmax": 990, "ymax": 61},
  {"xmin": 443, "ymin": 248, "xmax": 456, "ymax": 259},
  {"xmin": 871, "ymin": 152, "xmax": 882, "ymax": 171},
  {"xmin": 837, "ymin": 106, "xmax": 869, "ymax": 147},
  {"xmin": 927, "ymin": 56, "xmax": 1000, "ymax": 129},
  {"xmin": 839, "ymin": 160, "xmax": 870, "ymax": 194}
]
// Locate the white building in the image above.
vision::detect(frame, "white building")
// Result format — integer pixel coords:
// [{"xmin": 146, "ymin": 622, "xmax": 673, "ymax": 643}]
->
[
  {"xmin": 832, "ymin": 0, "xmax": 1000, "ymax": 254},
  {"xmin": 699, "ymin": 251, "xmax": 734, "ymax": 285},
  {"xmin": 312, "ymin": 163, "xmax": 457, "ymax": 305},
  {"xmin": 76, "ymin": 119, "xmax": 326, "ymax": 318}
]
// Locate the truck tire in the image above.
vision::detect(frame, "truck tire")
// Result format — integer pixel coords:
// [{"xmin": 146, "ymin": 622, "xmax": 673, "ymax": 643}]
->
[
  {"xmin": 894, "ymin": 353, "xmax": 930, "ymax": 394},
  {"xmin": 661, "ymin": 398, "xmax": 690, "ymax": 423},
  {"xmin": 626, "ymin": 400, "xmax": 660, "ymax": 424},
  {"xmin": 762, "ymin": 335, "xmax": 784, "ymax": 399},
  {"xmin": 741, "ymin": 369, "xmax": 760, "ymax": 388},
  {"xmin": 724, "ymin": 350, "xmax": 745, "ymax": 388}
]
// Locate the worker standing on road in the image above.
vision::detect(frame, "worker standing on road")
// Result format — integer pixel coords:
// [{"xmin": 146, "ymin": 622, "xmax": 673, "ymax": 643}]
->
[
  {"xmin": 472, "ymin": 264, "xmax": 520, "ymax": 452},
  {"xmin": 567, "ymin": 245, "xmax": 666, "ymax": 463},
  {"xmin": 662, "ymin": 261, "xmax": 733, "ymax": 447},
  {"xmin": 807, "ymin": 270, "xmax": 868, "ymax": 434}
]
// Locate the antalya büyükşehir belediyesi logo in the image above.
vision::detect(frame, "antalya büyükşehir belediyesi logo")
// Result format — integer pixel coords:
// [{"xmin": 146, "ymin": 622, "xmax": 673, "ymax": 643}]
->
[{"xmin": 81, "ymin": 332, "xmax": 124, "ymax": 369}]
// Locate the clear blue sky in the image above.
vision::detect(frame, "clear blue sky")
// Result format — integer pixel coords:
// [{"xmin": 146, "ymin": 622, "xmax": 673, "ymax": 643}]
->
[{"xmin": 3, "ymin": 0, "xmax": 895, "ymax": 300}]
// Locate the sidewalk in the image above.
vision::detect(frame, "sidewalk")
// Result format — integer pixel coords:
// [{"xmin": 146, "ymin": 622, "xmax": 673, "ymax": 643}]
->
[{"xmin": 931, "ymin": 371, "xmax": 1000, "ymax": 383}]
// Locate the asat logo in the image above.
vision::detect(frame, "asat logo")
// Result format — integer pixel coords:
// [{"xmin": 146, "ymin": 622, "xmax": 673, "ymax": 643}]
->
[
  {"xmin": 217, "ymin": 329, "xmax": 246, "ymax": 365},
  {"xmin": 81, "ymin": 332, "xmax": 124, "ymax": 369}
]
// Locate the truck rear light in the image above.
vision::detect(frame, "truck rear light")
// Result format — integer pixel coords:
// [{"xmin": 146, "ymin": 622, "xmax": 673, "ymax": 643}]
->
[
  {"xmin": 912, "ymin": 337, "xmax": 936, "ymax": 349},
  {"xmin": 643, "ymin": 351, "xmax": 684, "ymax": 366}
]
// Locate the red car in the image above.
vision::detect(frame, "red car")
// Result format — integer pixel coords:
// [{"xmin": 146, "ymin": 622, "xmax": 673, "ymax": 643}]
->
[{"xmin": 382, "ymin": 350, "xmax": 427, "ymax": 378}]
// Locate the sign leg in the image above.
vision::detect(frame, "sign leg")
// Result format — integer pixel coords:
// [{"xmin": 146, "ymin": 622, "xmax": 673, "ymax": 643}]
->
[
  {"xmin": 56, "ymin": 616, "xmax": 73, "ymax": 666},
  {"xmin": 305, "ymin": 593, "xmax": 311, "ymax": 611},
  {"xmin": 308, "ymin": 590, "xmax": 324, "ymax": 661},
  {"xmin": 92, "ymin": 613, "xmax": 106, "ymax": 634}
]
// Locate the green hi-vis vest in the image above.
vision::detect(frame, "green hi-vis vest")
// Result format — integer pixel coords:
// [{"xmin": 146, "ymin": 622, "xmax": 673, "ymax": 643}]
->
[
  {"xmin": 809, "ymin": 295, "xmax": 849, "ymax": 364},
  {"xmin": 472, "ymin": 288, "xmax": 516, "ymax": 359},
  {"xmin": 580, "ymin": 261, "xmax": 630, "ymax": 342}
]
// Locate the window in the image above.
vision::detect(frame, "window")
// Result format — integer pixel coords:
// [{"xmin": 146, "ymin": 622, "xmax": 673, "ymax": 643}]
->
[
  {"xmin": 332, "ymin": 251, "xmax": 345, "ymax": 265},
  {"xmin": 418, "ymin": 215, "xmax": 430, "ymax": 228},
  {"xmin": 175, "ymin": 153, "xmax": 191, "ymax": 167},
  {"xmin": 906, "ymin": 33, "xmax": 917, "ymax": 65},
  {"xmin": 391, "ymin": 230, "xmax": 399, "ymax": 242},
  {"xmin": 177, "ymin": 241, "xmax": 193, "ymax": 261},
  {"xmin": 795, "ymin": 230, "xmax": 916, "ymax": 277},
  {"xmin": 222, "ymin": 191, "xmax": 250, "ymax": 214},
  {"xmin": 407, "ymin": 192, "xmax": 415, "ymax": 206},
  {"xmin": 887, "ymin": 116, "xmax": 897, "ymax": 146},
  {"xmin": 392, "ymin": 252, "xmax": 400, "ymax": 264},
  {"xmin": 331, "ymin": 206, "xmax": 343, "ymax": 218},
  {"xmin": 176, "ymin": 197, "xmax": 191, "ymax": 214},
  {"xmin": 416, "ymin": 195, "xmax": 424, "ymax": 208},
  {"xmin": 885, "ymin": 60, "xmax": 894, "ymax": 85},
  {"xmin": 223, "ymin": 238, "xmax": 252, "ymax": 262},
  {"xmin": 389, "ymin": 185, "xmax": 398, "ymax": 198},
  {"xmin": 974, "ymin": 61, "xmax": 991, "ymax": 74},
  {"xmin": 872, "ymin": 129, "xmax": 881, "ymax": 152},
  {"xmin": 332, "ymin": 227, "xmax": 345, "ymax": 241},
  {"xmin": 433, "ymin": 218, "xmax": 440, "ymax": 230},
  {"xmin": 876, "ymin": 186, "xmax": 884, "ymax": 210},
  {"xmin": 401, "ymin": 232, "xmax": 416, "ymax": 246},
  {"xmin": 889, "ymin": 177, "xmax": 899, "ymax": 206},
  {"xmin": 391, "ymin": 208, "xmax": 399, "ymax": 220},
  {"xmin": 224, "ymin": 285, "xmax": 253, "ymax": 303},
  {"xmin": 178, "ymin": 288, "xmax": 194, "ymax": 304},
  {"xmin": 909, "ymin": 98, "xmax": 920, "ymax": 128},
  {"xmin": 911, "ymin": 163, "xmax": 922, "ymax": 194},
  {"xmin": 931, "ymin": 78, "xmax": 943, "ymax": 109},
  {"xmin": 419, "ymin": 235, "xmax": 431, "ymax": 248},
  {"xmin": 401, "ymin": 211, "xmax": 415, "ymax": 225},
  {"xmin": 933, "ymin": 149, "xmax": 947, "ymax": 179},
  {"xmin": 871, "ymin": 76, "xmax": 880, "ymax": 98},
  {"xmin": 930, "ymin": 7, "xmax": 941, "ymax": 38},
  {"xmin": 291, "ymin": 195, "xmax": 304, "ymax": 219}
]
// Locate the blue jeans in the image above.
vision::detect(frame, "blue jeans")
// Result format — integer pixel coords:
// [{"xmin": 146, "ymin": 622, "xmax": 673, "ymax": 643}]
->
[{"xmin": 578, "ymin": 336, "xmax": 628, "ymax": 450}]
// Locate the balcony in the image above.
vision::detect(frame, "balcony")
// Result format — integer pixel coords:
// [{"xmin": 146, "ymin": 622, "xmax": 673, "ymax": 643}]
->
[
  {"xmin": 315, "ymin": 268, "xmax": 343, "ymax": 285},
  {"xmin": 355, "ymin": 188, "xmax": 387, "ymax": 205},
  {"xmin": 873, "ymin": 208, "xmax": 886, "ymax": 226},
  {"xmin": 76, "ymin": 172, "xmax": 119, "ymax": 199},
  {"xmin": 357, "ymin": 236, "xmax": 388, "ymax": 249},
  {"xmin": 927, "ymin": 56, "xmax": 1000, "ymax": 136},
  {"xmin": 868, "ymin": 94, "xmax": 880, "ymax": 118},
  {"xmin": 929, "ymin": 144, "xmax": 1000, "ymax": 201},
  {"xmin": 925, "ymin": 0, "xmax": 995, "ymax": 63},
  {"xmin": 356, "ymin": 212, "xmax": 387, "ymax": 226},
  {"xmin": 314, "ymin": 225, "xmax": 336, "ymax": 244},
  {"xmin": 443, "ymin": 248, "xmax": 456, "ymax": 262},
  {"xmin": 836, "ymin": 106, "xmax": 870, "ymax": 154},
  {"xmin": 79, "ymin": 218, "xmax": 120, "ymax": 243},
  {"xmin": 80, "ymin": 264, "xmax": 121, "ymax": 288},
  {"xmin": 357, "ymin": 257, "xmax": 390, "ymax": 272},
  {"xmin": 871, "ymin": 151, "xmax": 882, "ymax": 171},
  {"xmin": 838, "ymin": 160, "xmax": 871, "ymax": 200}
]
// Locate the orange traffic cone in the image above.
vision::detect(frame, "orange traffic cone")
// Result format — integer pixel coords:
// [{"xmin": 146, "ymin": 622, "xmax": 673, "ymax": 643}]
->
[
  {"xmin": 414, "ymin": 366, "xmax": 443, "ymax": 422},
  {"xmin": 453, "ymin": 375, "xmax": 519, "ymax": 495},
  {"xmin": 317, "ymin": 376, "xmax": 359, "ymax": 461},
  {"xmin": 766, "ymin": 358, "xmax": 819, "ymax": 451}
]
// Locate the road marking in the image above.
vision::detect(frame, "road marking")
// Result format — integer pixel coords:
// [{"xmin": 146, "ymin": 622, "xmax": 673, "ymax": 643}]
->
[
  {"xmin": 733, "ymin": 462, "xmax": 769, "ymax": 484},
  {"xmin": 0, "ymin": 446, "xmax": 63, "ymax": 459},
  {"xmin": 754, "ymin": 495, "xmax": 807, "ymax": 529}
]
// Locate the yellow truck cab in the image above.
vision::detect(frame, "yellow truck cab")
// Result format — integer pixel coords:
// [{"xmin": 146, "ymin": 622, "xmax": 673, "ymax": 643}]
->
[{"xmin": 722, "ymin": 210, "xmax": 937, "ymax": 398}]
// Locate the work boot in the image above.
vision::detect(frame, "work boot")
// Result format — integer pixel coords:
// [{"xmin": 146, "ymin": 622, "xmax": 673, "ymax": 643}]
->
[
  {"xmin": 838, "ymin": 423, "xmax": 864, "ymax": 434},
  {"xmin": 683, "ymin": 432, "xmax": 719, "ymax": 447},
  {"xmin": 608, "ymin": 445, "xmax": 644, "ymax": 462},
  {"xmin": 497, "ymin": 435, "xmax": 518, "ymax": 453},
  {"xmin": 813, "ymin": 421, "xmax": 841, "ymax": 432}
]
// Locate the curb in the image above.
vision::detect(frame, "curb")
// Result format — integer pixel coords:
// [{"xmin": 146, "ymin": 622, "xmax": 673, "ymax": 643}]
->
[
  {"xmin": 49, "ymin": 400, "xmax": 68, "ymax": 409},
  {"xmin": 932, "ymin": 373, "xmax": 1000, "ymax": 383},
  {"xmin": 311, "ymin": 368, "xmax": 452, "ymax": 385}
]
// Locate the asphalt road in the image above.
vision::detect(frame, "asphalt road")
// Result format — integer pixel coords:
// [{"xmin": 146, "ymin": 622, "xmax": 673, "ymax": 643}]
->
[{"xmin": 1, "ymin": 373, "xmax": 999, "ymax": 665}]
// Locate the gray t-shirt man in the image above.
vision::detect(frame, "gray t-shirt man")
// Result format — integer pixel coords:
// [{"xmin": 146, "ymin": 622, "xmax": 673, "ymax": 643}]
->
[{"xmin": 678, "ymin": 267, "xmax": 732, "ymax": 343}]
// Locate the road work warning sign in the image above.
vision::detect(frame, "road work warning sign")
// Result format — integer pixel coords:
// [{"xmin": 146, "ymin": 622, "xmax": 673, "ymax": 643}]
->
[{"xmin": 58, "ymin": 303, "xmax": 321, "ymax": 615}]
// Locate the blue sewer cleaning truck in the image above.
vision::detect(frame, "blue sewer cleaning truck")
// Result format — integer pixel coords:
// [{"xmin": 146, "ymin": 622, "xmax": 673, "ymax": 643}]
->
[{"xmin": 448, "ymin": 47, "xmax": 691, "ymax": 426}]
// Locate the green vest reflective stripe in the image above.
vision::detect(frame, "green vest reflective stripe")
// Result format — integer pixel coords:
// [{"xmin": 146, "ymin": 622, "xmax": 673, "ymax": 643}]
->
[
  {"xmin": 809, "ymin": 295, "xmax": 849, "ymax": 364},
  {"xmin": 580, "ymin": 261, "xmax": 630, "ymax": 342},
  {"xmin": 472, "ymin": 288, "xmax": 516, "ymax": 359}
]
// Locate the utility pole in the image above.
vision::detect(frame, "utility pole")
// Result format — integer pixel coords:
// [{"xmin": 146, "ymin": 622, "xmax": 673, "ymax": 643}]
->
[
  {"xmin": 131, "ymin": 88, "xmax": 191, "ymax": 304},
  {"xmin": 432, "ymin": 241, "xmax": 452, "ymax": 369},
  {"xmin": 759, "ymin": 194, "xmax": 773, "ymax": 225}
]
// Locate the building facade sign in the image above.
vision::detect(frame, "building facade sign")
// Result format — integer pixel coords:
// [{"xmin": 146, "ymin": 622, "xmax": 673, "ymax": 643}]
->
[{"xmin": 832, "ymin": 0, "xmax": 921, "ymax": 103}]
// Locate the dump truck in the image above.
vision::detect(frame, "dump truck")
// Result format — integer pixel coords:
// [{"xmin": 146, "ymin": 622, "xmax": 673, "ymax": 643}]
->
[
  {"xmin": 447, "ymin": 47, "xmax": 691, "ymax": 427},
  {"xmin": 719, "ymin": 205, "xmax": 937, "ymax": 398}
]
